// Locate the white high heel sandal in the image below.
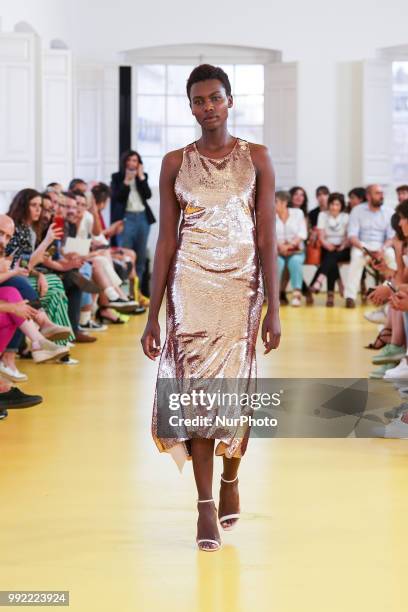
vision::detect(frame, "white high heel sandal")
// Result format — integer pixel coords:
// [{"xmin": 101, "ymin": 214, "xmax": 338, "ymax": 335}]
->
[
  {"xmin": 196, "ymin": 499, "xmax": 221, "ymax": 552},
  {"xmin": 219, "ymin": 474, "xmax": 240, "ymax": 531}
]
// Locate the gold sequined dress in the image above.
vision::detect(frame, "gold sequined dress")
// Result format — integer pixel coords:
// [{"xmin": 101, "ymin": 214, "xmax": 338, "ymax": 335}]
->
[{"xmin": 151, "ymin": 138, "xmax": 264, "ymax": 472}]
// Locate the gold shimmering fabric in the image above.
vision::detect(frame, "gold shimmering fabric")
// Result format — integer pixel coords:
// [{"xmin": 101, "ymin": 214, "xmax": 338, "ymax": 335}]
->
[{"xmin": 151, "ymin": 138, "xmax": 264, "ymax": 472}]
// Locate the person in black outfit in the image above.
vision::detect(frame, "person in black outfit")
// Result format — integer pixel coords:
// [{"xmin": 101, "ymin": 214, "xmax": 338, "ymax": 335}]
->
[
  {"xmin": 307, "ymin": 186, "xmax": 330, "ymax": 289},
  {"xmin": 309, "ymin": 192, "xmax": 350, "ymax": 306},
  {"xmin": 110, "ymin": 150, "xmax": 156, "ymax": 282},
  {"xmin": 308, "ymin": 185, "xmax": 330, "ymax": 228}
]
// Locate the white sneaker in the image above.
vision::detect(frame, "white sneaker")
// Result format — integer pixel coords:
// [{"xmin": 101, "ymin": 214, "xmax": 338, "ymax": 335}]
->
[
  {"xmin": 78, "ymin": 320, "xmax": 107, "ymax": 332},
  {"xmin": 32, "ymin": 340, "xmax": 70, "ymax": 364},
  {"xmin": 58, "ymin": 356, "xmax": 79, "ymax": 365},
  {"xmin": 383, "ymin": 357, "xmax": 408, "ymax": 380},
  {"xmin": 0, "ymin": 361, "xmax": 28, "ymax": 382},
  {"xmin": 291, "ymin": 294, "xmax": 302, "ymax": 307},
  {"xmin": 364, "ymin": 307, "xmax": 387, "ymax": 324}
]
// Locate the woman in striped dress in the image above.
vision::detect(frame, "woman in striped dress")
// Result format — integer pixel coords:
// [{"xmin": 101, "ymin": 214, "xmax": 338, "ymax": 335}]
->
[{"xmin": 6, "ymin": 189, "xmax": 75, "ymax": 345}]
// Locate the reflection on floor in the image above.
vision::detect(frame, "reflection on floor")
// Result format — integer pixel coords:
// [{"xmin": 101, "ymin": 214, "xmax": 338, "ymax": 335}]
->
[{"xmin": 1, "ymin": 296, "xmax": 407, "ymax": 612}]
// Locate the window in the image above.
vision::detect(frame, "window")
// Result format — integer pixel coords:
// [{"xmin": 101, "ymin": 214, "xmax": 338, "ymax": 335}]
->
[
  {"xmin": 392, "ymin": 61, "xmax": 408, "ymax": 184},
  {"xmin": 134, "ymin": 64, "xmax": 264, "ymax": 185}
]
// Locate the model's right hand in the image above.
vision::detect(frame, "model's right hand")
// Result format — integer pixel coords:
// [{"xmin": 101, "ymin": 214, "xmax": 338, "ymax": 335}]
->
[{"xmin": 141, "ymin": 319, "xmax": 161, "ymax": 360}]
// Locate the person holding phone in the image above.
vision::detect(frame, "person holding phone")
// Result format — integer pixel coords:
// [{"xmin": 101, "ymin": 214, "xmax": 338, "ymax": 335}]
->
[
  {"xmin": 5, "ymin": 189, "xmax": 75, "ymax": 348},
  {"xmin": 344, "ymin": 184, "xmax": 396, "ymax": 308},
  {"xmin": 110, "ymin": 150, "xmax": 156, "ymax": 297}
]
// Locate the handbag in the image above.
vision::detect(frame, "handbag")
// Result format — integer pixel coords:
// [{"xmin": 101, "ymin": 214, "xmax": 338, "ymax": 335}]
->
[{"xmin": 305, "ymin": 229, "xmax": 322, "ymax": 265}]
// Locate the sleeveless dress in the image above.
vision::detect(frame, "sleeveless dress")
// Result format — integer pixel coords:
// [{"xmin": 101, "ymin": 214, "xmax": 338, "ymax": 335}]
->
[{"xmin": 151, "ymin": 138, "xmax": 265, "ymax": 472}]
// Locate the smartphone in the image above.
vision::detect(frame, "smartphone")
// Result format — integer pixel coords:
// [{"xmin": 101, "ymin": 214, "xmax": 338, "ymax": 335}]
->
[
  {"xmin": 53, "ymin": 215, "xmax": 65, "ymax": 233},
  {"xmin": 385, "ymin": 281, "xmax": 397, "ymax": 293},
  {"xmin": 28, "ymin": 299, "xmax": 42, "ymax": 310},
  {"xmin": 19, "ymin": 252, "xmax": 31, "ymax": 269},
  {"xmin": 47, "ymin": 244, "xmax": 57, "ymax": 257},
  {"xmin": 362, "ymin": 246, "xmax": 381, "ymax": 264}
]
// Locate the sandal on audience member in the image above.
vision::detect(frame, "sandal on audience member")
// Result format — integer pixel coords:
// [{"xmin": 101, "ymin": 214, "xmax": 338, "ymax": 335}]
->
[{"xmin": 365, "ymin": 327, "xmax": 392, "ymax": 350}]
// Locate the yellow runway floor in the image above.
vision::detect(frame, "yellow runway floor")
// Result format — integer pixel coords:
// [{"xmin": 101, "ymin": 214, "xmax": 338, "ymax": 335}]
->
[{"xmin": 1, "ymin": 297, "xmax": 408, "ymax": 612}]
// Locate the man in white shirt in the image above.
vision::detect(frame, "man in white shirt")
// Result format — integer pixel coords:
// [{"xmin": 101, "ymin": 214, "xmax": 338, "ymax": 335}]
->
[{"xmin": 344, "ymin": 184, "xmax": 395, "ymax": 308}]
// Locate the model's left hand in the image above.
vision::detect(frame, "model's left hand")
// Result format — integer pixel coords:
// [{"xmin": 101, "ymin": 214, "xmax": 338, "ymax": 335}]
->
[
  {"xmin": 262, "ymin": 310, "xmax": 281, "ymax": 354},
  {"xmin": 137, "ymin": 164, "xmax": 145, "ymax": 180}
]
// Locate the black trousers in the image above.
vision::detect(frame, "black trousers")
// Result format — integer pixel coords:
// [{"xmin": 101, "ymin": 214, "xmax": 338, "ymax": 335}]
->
[
  {"xmin": 61, "ymin": 274, "xmax": 82, "ymax": 334},
  {"xmin": 318, "ymin": 247, "xmax": 351, "ymax": 291}
]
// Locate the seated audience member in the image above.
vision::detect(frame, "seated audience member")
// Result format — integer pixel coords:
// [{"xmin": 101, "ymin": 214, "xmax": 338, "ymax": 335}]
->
[
  {"xmin": 37, "ymin": 193, "xmax": 55, "ymax": 240},
  {"xmin": 280, "ymin": 186, "xmax": 312, "ymax": 305},
  {"xmin": 43, "ymin": 188, "xmax": 59, "ymax": 215},
  {"xmin": 0, "ymin": 286, "xmax": 68, "ymax": 419},
  {"xmin": 275, "ymin": 190, "xmax": 308, "ymax": 307},
  {"xmin": 307, "ymin": 185, "xmax": 330, "ymax": 292},
  {"xmin": 5, "ymin": 189, "xmax": 75, "ymax": 347},
  {"xmin": 367, "ymin": 206, "xmax": 408, "ymax": 379},
  {"xmin": 0, "ymin": 214, "xmax": 73, "ymax": 379},
  {"xmin": 309, "ymin": 192, "xmax": 350, "ymax": 307},
  {"xmin": 91, "ymin": 183, "xmax": 147, "ymax": 308},
  {"xmin": 0, "ymin": 289, "xmax": 43, "ymax": 419},
  {"xmin": 347, "ymin": 187, "xmax": 366, "ymax": 212},
  {"xmin": 397, "ymin": 185, "xmax": 408, "ymax": 205},
  {"xmin": 308, "ymin": 185, "xmax": 330, "ymax": 228},
  {"xmin": 344, "ymin": 184, "xmax": 395, "ymax": 308},
  {"xmin": 91, "ymin": 183, "xmax": 124, "ymax": 242},
  {"xmin": 39, "ymin": 192, "xmax": 98, "ymax": 344},
  {"xmin": 73, "ymin": 190, "xmax": 102, "ymax": 239},
  {"xmin": 64, "ymin": 195, "xmax": 139, "ymax": 322}
]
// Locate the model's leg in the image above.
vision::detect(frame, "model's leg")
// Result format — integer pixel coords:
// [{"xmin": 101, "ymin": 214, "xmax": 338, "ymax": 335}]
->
[
  {"xmin": 191, "ymin": 438, "xmax": 220, "ymax": 551},
  {"xmin": 218, "ymin": 455, "xmax": 241, "ymax": 529}
]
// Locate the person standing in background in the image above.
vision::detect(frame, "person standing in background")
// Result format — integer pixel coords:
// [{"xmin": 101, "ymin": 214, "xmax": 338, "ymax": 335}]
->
[{"xmin": 110, "ymin": 151, "xmax": 156, "ymax": 300}]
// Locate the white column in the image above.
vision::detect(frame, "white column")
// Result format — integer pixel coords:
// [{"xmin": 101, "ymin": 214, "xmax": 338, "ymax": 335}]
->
[
  {"xmin": 42, "ymin": 48, "xmax": 73, "ymax": 188},
  {"xmin": 0, "ymin": 31, "xmax": 41, "ymax": 211}
]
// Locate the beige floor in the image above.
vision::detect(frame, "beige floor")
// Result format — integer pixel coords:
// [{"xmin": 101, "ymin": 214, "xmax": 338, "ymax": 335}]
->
[{"xmin": 1, "ymin": 296, "xmax": 408, "ymax": 612}]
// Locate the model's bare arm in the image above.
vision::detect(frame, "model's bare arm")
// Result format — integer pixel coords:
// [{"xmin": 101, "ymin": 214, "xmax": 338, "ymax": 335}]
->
[
  {"xmin": 141, "ymin": 150, "xmax": 183, "ymax": 360},
  {"xmin": 250, "ymin": 143, "xmax": 281, "ymax": 353}
]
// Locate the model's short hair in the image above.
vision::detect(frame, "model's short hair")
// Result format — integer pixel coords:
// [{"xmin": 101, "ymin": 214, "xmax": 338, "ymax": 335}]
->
[
  {"xmin": 396, "ymin": 184, "xmax": 408, "ymax": 193},
  {"xmin": 186, "ymin": 64, "xmax": 232, "ymax": 100},
  {"xmin": 275, "ymin": 190, "xmax": 290, "ymax": 203}
]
